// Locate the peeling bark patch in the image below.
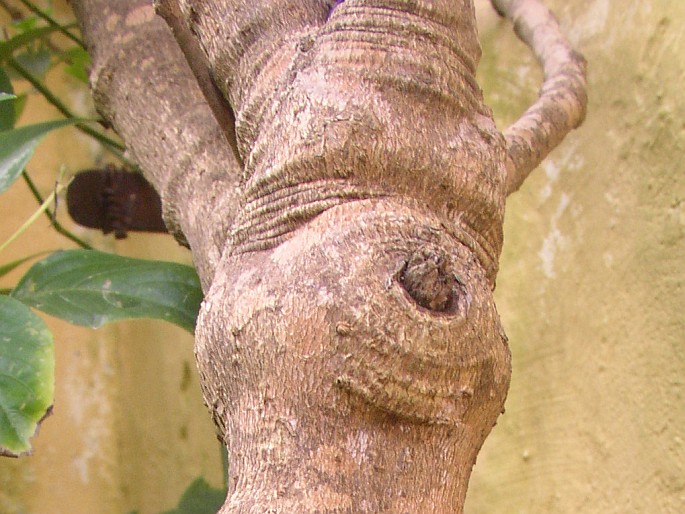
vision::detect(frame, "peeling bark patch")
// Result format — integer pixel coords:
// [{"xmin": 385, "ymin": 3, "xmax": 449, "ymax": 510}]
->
[
  {"xmin": 188, "ymin": 5, "xmax": 200, "ymax": 36},
  {"xmin": 335, "ymin": 322, "xmax": 352, "ymax": 337}
]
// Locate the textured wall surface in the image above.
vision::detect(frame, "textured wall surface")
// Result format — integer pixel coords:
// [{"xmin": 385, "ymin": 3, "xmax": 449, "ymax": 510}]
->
[
  {"xmin": 467, "ymin": 1, "xmax": 685, "ymax": 513},
  {"xmin": 1, "ymin": 1, "xmax": 684, "ymax": 513}
]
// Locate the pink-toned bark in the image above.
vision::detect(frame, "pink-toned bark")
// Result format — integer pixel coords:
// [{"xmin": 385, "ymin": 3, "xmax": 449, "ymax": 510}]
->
[
  {"xmin": 71, "ymin": 0, "xmax": 241, "ymax": 287},
  {"xmin": 72, "ymin": 0, "xmax": 586, "ymax": 511},
  {"xmin": 492, "ymin": 0, "xmax": 587, "ymax": 194}
]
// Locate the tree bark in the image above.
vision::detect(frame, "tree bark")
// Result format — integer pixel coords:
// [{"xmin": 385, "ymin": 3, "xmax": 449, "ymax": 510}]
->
[
  {"xmin": 71, "ymin": 0, "xmax": 242, "ymax": 287},
  {"xmin": 71, "ymin": 0, "xmax": 586, "ymax": 512}
]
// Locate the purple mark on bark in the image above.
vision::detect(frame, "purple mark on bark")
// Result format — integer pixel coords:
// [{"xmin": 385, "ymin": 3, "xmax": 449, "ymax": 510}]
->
[{"xmin": 328, "ymin": 0, "xmax": 345, "ymax": 18}]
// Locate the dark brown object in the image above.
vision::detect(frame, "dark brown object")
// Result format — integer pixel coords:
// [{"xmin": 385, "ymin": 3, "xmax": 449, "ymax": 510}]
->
[{"xmin": 67, "ymin": 166, "xmax": 167, "ymax": 239}]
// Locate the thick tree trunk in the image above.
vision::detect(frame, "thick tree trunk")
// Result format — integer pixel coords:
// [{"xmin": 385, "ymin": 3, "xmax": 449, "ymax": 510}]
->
[{"xmin": 71, "ymin": 0, "xmax": 585, "ymax": 512}]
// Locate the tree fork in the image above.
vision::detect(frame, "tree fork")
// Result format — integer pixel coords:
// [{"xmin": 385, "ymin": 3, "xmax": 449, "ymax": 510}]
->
[
  {"xmin": 72, "ymin": 0, "xmax": 586, "ymax": 512},
  {"xmin": 71, "ymin": 0, "xmax": 243, "ymax": 287}
]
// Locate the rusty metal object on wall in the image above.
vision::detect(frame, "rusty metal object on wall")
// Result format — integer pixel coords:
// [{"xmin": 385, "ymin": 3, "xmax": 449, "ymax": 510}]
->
[{"xmin": 67, "ymin": 166, "xmax": 167, "ymax": 239}]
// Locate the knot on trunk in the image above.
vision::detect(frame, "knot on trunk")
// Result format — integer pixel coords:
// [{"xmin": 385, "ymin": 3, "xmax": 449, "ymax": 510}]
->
[{"xmin": 399, "ymin": 246, "xmax": 462, "ymax": 313}]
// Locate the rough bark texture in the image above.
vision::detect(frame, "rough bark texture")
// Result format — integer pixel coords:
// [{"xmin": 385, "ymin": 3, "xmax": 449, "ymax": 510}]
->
[
  {"xmin": 71, "ymin": 0, "xmax": 586, "ymax": 512},
  {"xmin": 71, "ymin": 0, "xmax": 242, "ymax": 288}
]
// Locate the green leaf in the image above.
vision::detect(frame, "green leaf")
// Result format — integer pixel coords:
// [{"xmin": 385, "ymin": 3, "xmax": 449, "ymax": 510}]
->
[
  {"xmin": 61, "ymin": 47, "xmax": 90, "ymax": 84},
  {"xmin": 161, "ymin": 477, "xmax": 226, "ymax": 514},
  {"xmin": 0, "ymin": 69, "xmax": 16, "ymax": 131},
  {"xmin": 0, "ymin": 295, "xmax": 54, "ymax": 458},
  {"xmin": 13, "ymin": 93, "xmax": 28, "ymax": 122},
  {"xmin": 13, "ymin": 48, "xmax": 52, "ymax": 79},
  {"xmin": 0, "ymin": 118, "xmax": 78, "ymax": 194},
  {"xmin": 11, "ymin": 15, "xmax": 39, "ymax": 34},
  {"xmin": 11, "ymin": 250, "xmax": 203, "ymax": 333}
]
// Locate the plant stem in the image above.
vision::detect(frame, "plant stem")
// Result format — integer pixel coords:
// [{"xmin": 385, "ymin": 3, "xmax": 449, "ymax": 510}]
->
[
  {"xmin": 7, "ymin": 57, "xmax": 127, "ymax": 160},
  {"xmin": 22, "ymin": 171, "xmax": 92, "ymax": 250},
  {"xmin": 0, "ymin": 179, "xmax": 69, "ymax": 256},
  {"xmin": 18, "ymin": 0, "xmax": 86, "ymax": 48}
]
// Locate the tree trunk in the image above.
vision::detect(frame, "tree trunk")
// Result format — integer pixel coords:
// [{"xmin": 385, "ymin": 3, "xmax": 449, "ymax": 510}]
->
[{"xmin": 71, "ymin": 0, "xmax": 586, "ymax": 512}]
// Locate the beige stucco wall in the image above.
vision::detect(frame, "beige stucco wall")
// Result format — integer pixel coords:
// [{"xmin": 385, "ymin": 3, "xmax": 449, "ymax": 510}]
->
[
  {"xmin": 467, "ymin": 1, "xmax": 685, "ymax": 513},
  {"xmin": 1, "ymin": 1, "xmax": 683, "ymax": 513}
]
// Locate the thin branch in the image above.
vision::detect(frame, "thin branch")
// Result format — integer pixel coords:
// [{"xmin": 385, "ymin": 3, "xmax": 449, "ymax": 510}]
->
[
  {"xmin": 491, "ymin": 0, "xmax": 588, "ymax": 195},
  {"xmin": 155, "ymin": 0, "xmax": 242, "ymax": 165},
  {"xmin": 7, "ymin": 57, "xmax": 129, "ymax": 161},
  {"xmin": 18, "ymin": 0, "xmax": 86, "ymax": 48},
  {"xmin": 22, "ymin": 171, "xmax": 93, "ymax": 249}
]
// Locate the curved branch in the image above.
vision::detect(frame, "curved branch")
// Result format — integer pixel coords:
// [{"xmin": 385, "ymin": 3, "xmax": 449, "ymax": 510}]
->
[{"xmin": 491, "ymin": 0, "xmax": 588, "ymax": 195}]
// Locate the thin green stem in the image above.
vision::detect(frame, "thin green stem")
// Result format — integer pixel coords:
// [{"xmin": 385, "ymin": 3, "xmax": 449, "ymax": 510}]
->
[
  {"xmin": 18, "ymin": 0, "xmax": 85, "ymax": 48},
  {"xmin": 7, "ymin": 57, "xmax": 128, "ymax": 160},
  {"xmin": 0, "ymin": 180, "xmax": 68, "ymax": 256},
  {"xmin": 22, "ymin": 171, "xmax": 92, "ymax": 250}
]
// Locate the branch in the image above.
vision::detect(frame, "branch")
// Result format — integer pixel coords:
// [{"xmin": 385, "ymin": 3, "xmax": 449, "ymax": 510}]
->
[
  {"xmin": 22, "ymin": 171, "xmax": 93, "ymax": 249},
  {"xmin": 7, "ymin": 57, "xmax": 127, "ymax": 161},
  {"xmin": 71, "ymin": 0, "xmax": 243, "ymax": 287},
  {"xmin": 491, "ymin": 0, "xmax": 588, "ymax": 195}
]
